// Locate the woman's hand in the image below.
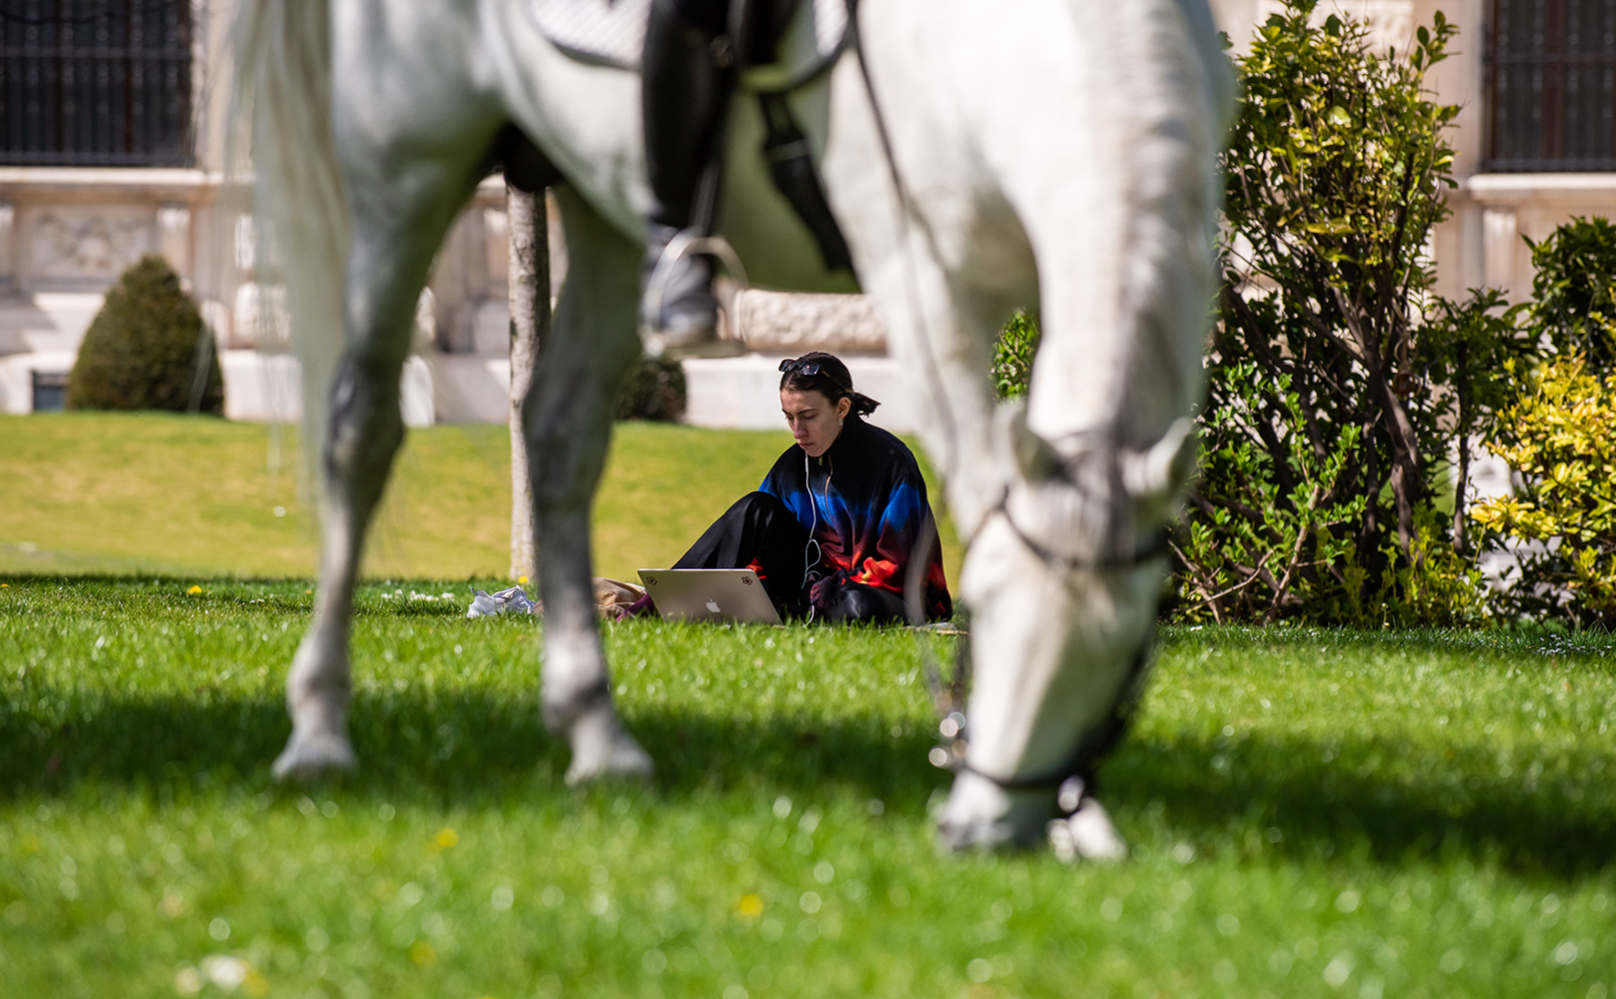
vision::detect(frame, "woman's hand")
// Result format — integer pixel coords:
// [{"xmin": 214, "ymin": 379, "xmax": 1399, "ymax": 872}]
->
[{"xmin": 809, "ymin": 570, "xmax": 845, "ymax": 610}]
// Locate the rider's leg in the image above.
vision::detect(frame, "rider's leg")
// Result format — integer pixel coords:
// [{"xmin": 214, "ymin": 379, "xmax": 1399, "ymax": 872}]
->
[{"xmin": 639, "ymin": 0, "xmax": 734, "ymax": 342}]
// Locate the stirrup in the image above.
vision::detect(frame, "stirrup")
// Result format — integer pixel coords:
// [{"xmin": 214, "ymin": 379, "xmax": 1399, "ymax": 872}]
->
[{"xmin": 640, "ymin": 228, "xmax": 750, "ymax": 358}]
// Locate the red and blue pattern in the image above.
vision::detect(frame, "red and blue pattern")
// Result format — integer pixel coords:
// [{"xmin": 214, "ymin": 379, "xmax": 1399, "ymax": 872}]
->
[{"xmin": 759, "ymin": 416, "xmax": 952, "ymax": 620}]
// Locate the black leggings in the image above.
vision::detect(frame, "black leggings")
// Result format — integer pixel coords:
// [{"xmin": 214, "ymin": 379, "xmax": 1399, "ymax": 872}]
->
[
  {"xmin": 668, "ymin": 0, "xmax": 730, "ymax": 34},
  {"xmin": 675, "ymin": 492, "xmax": 908, "ymax": 624}
]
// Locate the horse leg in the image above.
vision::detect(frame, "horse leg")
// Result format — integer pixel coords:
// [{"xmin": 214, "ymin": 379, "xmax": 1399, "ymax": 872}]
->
[
  {"xmin": 274, "ymin": 153, "xmax": 490, "ymax": 780},
  {"xmin": 524, "ymin": 185, "xmax": 654, "ymax": 784}
]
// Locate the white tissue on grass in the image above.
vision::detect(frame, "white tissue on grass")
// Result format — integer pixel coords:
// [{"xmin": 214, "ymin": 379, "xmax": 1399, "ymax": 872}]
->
[{"xmin": 467, "ymin": 585, "xmax": 537, "ymax": 618}]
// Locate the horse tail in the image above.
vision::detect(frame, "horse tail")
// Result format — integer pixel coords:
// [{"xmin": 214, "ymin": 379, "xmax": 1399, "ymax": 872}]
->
[{"xmin": 231, "ymin": 0, "xmax": 348, "ymax": 487}]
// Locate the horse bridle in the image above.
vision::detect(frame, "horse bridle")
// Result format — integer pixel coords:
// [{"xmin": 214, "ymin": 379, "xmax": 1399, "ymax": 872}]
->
[{"xmin": 905, "ymin": 450, "xmax": 1171, "ymax": 816}]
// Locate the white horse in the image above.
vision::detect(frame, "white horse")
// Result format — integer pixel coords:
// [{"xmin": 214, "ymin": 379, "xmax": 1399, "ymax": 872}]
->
[{"xmin": 237, "ymin": 0, "xmax": 1232, "ymax": 853}]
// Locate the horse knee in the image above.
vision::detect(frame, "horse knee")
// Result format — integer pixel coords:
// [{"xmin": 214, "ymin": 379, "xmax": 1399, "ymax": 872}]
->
[{"xmin": 326, "ymin": 353, "xmax": 406, "ymax": 482}]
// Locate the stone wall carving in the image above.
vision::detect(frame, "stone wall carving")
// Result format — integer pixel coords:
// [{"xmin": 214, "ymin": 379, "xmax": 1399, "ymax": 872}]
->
[
  {"xmin": 29, "ymin": 205, "xmax": 156, "ymax": 282},
  {"xmin": 730, "ymin": 289, "xmax": 888, "ymax": 355}
]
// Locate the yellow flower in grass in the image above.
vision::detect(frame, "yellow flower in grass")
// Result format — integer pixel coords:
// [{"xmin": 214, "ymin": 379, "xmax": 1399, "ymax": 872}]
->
[
  {"xmin": 409, "ymin": 940, "xmax": 437, "ymax": 966},
  {"xmin": 187, "ymin": 585, "xmax": 203, "ymax": 595},
  {"xmin": 737, "ymin": 893, "xmax": 764, "ymax": 918},
  {"xmin": 243, "ymin": 969, "xmax": 270, "ymax": 997},
  {"xmin": 431, "ymin": 827, "xmax": 458, "ymax": 850}
]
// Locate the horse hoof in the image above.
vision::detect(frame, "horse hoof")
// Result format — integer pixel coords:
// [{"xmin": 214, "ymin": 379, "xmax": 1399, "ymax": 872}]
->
[
  {"xmin": 936, "ymin": 814, "xmax": 1020, "ymax": 853},
  {"xmin": 935, "ymin": 771, "xmax": 1050, "ymax": 853},
  {"xmin": 271, "ymin": 732, "xmax": 358, "ymax": 782},
  {"xmin": 1048, "ymin": 797, "xmax": 1128, "ymax": 864},
  {"xmin": 564, "ymin": 737, "xmax": 655, "ymax": 786},
  {"xmin": 564, "ymin": 709, "xmax": 655, "ymax": 786}
]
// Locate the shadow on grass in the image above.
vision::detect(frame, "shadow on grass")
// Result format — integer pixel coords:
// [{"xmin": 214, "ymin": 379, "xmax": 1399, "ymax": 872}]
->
[
  {"xmin": 0, "ymin": 691, "xmax": 950, "ymax": 816},
  {"xmin": 3, "ymin": 692, "xmax": 1612, "ymax": 879},
  {"xmin": 1107, "ymin": 729, "xmax": 1616, "ymax": 879}
]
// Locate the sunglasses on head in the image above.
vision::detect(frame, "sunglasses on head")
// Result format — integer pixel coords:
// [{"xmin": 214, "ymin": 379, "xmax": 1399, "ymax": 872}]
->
[
  {"xmin": 778, "ymin": 357, "xmax": 822, "ymax": 376},
  {"xmin": 779, "ymin": 356, "xmax": 849, "ymax": 390}
]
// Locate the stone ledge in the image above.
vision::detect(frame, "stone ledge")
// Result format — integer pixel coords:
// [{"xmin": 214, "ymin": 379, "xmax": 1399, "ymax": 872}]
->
[
  {"xmin": 1462, "ymin": 172, "xmax": 1616, "ymax": 206},
  {"xmin": 729, "ymin": 288, "xmax": 887, "ymax": 355},
  {"xmin": 0, "ymin": 168, "xmax": 223, "ymax": 202}
]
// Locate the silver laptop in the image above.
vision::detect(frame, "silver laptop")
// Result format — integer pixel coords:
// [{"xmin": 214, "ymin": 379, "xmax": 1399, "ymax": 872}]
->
[{"xmin": 636, "ymin": 568, "xmax": 781, "ymax": 624}]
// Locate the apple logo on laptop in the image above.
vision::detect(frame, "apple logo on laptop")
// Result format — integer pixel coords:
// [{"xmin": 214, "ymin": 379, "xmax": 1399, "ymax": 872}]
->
[{"xmin": 706, "ymin": 600, "xmax": 721, "ymax": 613}]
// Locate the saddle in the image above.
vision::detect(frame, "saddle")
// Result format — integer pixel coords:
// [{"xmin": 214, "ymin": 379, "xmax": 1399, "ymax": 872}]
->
[{"xmin": 525, "ymin": 0, "xmax": 854, "ymax": 272}]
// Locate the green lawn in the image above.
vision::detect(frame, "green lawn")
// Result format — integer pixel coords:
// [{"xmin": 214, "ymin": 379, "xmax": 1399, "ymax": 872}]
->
[
  {"xmin": 0, "ymin": 412, "xmax": 964, "ymax": 585},
  {"xmin": 1, "ymin": 577, "xmax": 1613, "ymax": 998}
]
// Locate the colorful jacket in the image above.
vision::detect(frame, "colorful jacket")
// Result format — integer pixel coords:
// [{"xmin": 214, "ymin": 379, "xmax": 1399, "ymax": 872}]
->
[{"xmin": 759, "ymin": 416, "xmax": 952, "ymax": 620}]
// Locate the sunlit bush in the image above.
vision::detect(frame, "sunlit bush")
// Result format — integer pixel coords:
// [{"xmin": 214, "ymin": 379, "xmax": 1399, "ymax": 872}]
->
[{"xmin": 1472, "ymin": 353, "xmax": 1616, "ymax": 627}]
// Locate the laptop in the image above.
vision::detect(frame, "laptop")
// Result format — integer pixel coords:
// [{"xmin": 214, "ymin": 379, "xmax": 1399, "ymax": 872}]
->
[{"xmin": 636, "ymin": 568, "xmax": 782, "ymax": 625}]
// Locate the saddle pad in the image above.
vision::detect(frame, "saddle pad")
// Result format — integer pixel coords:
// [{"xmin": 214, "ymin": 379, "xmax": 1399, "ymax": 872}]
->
[
  {"xmin": 526, "ymin": 0, "xmax": 650, "ymax": 70},
  {"xmin": 526, "ymin": 0, "xmax": 848, "ymax": 83}
]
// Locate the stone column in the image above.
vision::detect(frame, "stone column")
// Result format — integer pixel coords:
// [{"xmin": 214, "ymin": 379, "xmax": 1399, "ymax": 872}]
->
[
  {"xmin": 1483, "ymin": 207, "xmax": 1518, "ymax": 295},
  {"xmin": 0, "ymin": 201, "xmax": 13, "ymax": 288},
  {"xmin": 158, "ymin": 203, "xmax": 192, "ymax": 284}
]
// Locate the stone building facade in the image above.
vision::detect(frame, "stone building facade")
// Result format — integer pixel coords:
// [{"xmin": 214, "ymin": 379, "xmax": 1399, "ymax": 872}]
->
[
  {"xmin": 3, "ymin": 1, "xmax": 1613, "ymax": 425},
  {"xmin": 1214, "ymin": 0, "xmax": 1616, "ymax": 302}
]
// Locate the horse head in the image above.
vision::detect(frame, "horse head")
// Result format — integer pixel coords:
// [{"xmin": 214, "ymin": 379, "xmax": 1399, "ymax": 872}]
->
[{"xmin": 937, "ymin": 409, "xmax": 1196, "ymax": 855}]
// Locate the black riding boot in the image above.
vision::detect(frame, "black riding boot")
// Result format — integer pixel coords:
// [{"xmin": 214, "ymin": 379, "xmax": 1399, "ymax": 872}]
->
[{"xmin": 640, "ymin": 0, "xmax": 733, "ymax": 346}]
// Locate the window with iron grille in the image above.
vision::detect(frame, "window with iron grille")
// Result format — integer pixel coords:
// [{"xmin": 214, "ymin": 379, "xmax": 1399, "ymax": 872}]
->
[
  {"xmin": 1488, "ymin": 1, "xmax": 1616, "ymax": 171},
  {"xmin": 0, "ymin": 1, "xmax": 192, "ymax": 167}
]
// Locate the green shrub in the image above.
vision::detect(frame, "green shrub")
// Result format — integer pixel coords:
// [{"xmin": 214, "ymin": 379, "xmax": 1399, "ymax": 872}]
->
[
  {"xmin": 67, "ymin": 254, "xmax": 224, "ymax": 414},
  {"xmin": 1171, "ymin": 1, "xmax": 1515, "ymax": 625},
  {"xmin": 1525, "ymin": 216, "xmax": 1616, "ymax": 371},
  {"xmin": 1468, "ymin": 216, "xmax": 1616, "ymax": 626},
  {"xmin": 618, "ymin": 355, "xmax": 686, "ymax": 422},
  {"xmin": 1471, "ymin": 353, "xmax": 1616, "ymax": 627},
  {"xmin": 1174, "ymin": 363, "xmax": 1369, "ymax": 623}
]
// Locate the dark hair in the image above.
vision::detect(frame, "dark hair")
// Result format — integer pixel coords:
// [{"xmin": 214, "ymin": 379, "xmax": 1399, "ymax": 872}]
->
[{"xmin": 778, "ymin": 352, "xmax": 880, "ymax": 416}]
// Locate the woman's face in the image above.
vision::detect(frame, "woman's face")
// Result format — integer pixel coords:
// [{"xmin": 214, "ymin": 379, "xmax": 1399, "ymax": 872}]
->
[{"xmin": 781, "ymin": 388, "xmax": 852, "ymax": 458}]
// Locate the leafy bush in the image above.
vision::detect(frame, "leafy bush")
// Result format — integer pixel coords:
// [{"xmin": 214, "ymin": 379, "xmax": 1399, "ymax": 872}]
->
[
  {"xmin": 992, "ymin": 310, "xmax": 1040, "ymax": 401},
  {"xmin": 67, "ymin": 254, "xmax": 224, "ymax": 414},
  {"xmin": 1171, "ymin": 1, "xmax": 1514, "ymax": 625},
  {"xmin": 618, "ymin": 355, "xmax": 686, "ymax": 421},
  {"xmin": 1467, "ymin": 216, "xmax": 1616, "ymax": 627},
  {"xmin": 1525, "ymin": 216, "xmax": 1616, "ymax": 371},
  {"xmin": 1175, "ymin": 363, "xmax": 1368, "ymax": 622},
  {"xmin": 1471, "ymin": 354, "xmax": 1616, "ymax": 628}
]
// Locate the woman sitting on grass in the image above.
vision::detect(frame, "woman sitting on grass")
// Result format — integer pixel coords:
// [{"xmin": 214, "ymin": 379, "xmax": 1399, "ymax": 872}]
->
[{"xmin": 674, "ymin": 352, "xmax": 952, "ymax": 624}]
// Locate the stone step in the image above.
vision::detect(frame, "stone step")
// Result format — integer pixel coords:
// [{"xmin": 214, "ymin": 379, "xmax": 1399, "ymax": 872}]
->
[{"xmin": 681, "ymin": 353, "xmax": 919, "ymax": 433}]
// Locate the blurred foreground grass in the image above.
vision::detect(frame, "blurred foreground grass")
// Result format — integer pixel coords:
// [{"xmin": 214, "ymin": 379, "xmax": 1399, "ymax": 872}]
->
[
  {"xmin": 0, "ymin": 412, "xmax": 961, "ymax": 584},
  {"xmin": 1, "ymin": 578, "xmax": 1613, "ymax": 997}
]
